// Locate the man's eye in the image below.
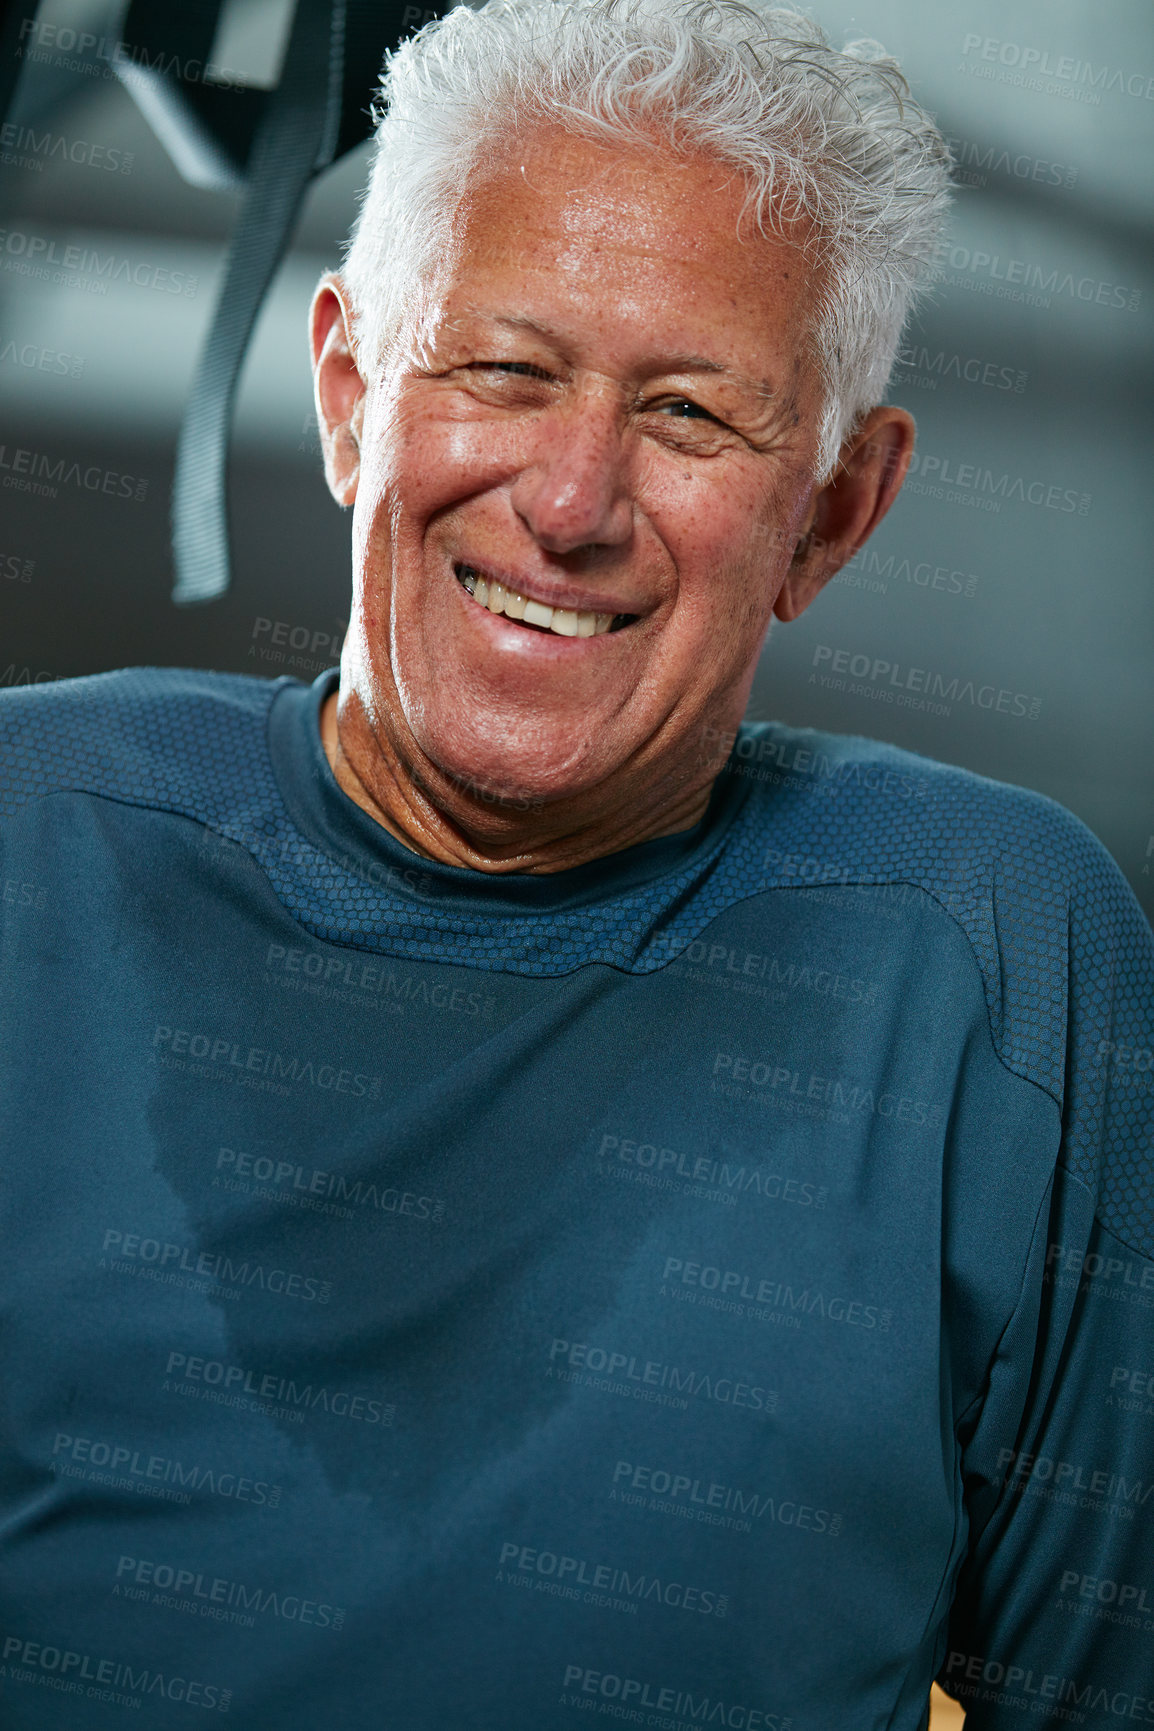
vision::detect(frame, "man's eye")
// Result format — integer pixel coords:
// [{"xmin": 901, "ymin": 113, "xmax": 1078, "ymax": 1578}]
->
[
  {"xmin": 472, "ymin": 361, "xmax": 552, "ymax": 381},
  {"xmin": 652, "ymin": 399, "xmax": 720, "ymax": 423}
]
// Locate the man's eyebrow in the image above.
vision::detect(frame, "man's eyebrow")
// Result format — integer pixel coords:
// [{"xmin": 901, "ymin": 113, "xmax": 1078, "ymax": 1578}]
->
[
  {"xmin": 655, "ymin": 353, "xmax": 779, "ymax": 404},
  {"xmin": 456, "ymin": 308, "xmax": 779, "ymax": 402}
]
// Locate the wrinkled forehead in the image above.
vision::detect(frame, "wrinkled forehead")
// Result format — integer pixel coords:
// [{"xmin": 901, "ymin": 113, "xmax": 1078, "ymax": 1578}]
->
[
  {"xmin": 450, "ymin": 118, "xmax": 818, "ymax": 272},
  {"xmin": 400, "ymin": 122, "xmax": 822, "ymax": 397}
]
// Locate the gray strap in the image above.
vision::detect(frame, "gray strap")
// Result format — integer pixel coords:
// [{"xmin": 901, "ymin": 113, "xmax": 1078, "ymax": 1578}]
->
[{"xmin": 171, "ymin": 0, "xmax": 347, "ymax": 604}]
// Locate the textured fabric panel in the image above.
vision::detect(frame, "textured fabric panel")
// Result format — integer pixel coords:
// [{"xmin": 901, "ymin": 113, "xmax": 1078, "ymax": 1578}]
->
[{"xmin": 2, "ymin": 665, "xmax": 1151, "ymax": 1257}]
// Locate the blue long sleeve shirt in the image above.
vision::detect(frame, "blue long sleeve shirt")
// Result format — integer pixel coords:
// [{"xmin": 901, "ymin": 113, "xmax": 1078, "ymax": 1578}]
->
[{"xmin": 1, "ymin": 666, "xmax": 1152, "ymax": 1729}]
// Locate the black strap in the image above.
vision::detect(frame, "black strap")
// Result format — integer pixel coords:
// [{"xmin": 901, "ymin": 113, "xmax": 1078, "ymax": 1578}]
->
[
  {"xmin": 170, "ymin": 0, "xmax": 346, "ymax": 603},
  {"xmin": 0, "ymin": 0, "xmax": 432, "ymax": 605},
  {"xmin": 109, "ymin": 0, "xmax": 267, "ymax": 192},
  {"xmin": 0, "ymin": 3, "xmax": 42, "ymax": 134},
  {"xmin": 151, "ymin": 0, "xmax": 436, "ymax": 604}
]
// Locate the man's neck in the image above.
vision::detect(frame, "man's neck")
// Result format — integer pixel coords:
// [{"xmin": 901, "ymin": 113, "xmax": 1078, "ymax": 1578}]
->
[{"xmin": 318, "ymin": 690, "xmax": 719, "ymax": 875}]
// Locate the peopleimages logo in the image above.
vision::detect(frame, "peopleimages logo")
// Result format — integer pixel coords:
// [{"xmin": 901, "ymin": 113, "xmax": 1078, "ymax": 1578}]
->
[
  {"xmin": 661, "ymin": 1254, "xmax": 890, "ymax": 1331},
  {"xmin": 944, "ymin": 134, "xmax": 1078, "ymax": 191},
  {"xmin": 701, "ymin": 723, "xmax": 930, "ymax": 797},
  {"xmin": 893, "ymin": 345, "xmax": 1026, "ymax": 393},
  {"xmin": 1057, "ymin": 1568, "xmax": 1154, "ymax": 1616},
  {"xmin": 546, "ymin": 1337, "xmax": 777, "ymax": 1416},
  {"xmin": 214, "ymin": 1146, "xmax": 447, "ymax": 1225},
  {"xmin": 51, "ymin": 1431, "xmax": 281, "ymax": 1509},
  {"xmin": 996, "ymin": 1446, "xmax": 1154, "ymax": 1513},
  {"xmin": 834, "ymin": 545, "xmax": 979, "ymax": 600},
  {"xmin": 163, "ymin": 1352, "xmax": 394, "ymax": 1426},
  {"xmin": 1, "ymin": 550, "xmax": 35, "ymax": 583},
  {"xmin": 0, "ymin": 444, "xmax": 147, "ymax": 502},
  {"xmin": 16, "ymin": 16, "xmax": 243, "ymax": 90},
  {"xmin": 935, "ymin": 244, "xmax": 1140, "ymax": 312},
  {"xmin": 713, "ymin": 1050, "xmax": 936, "ymax": 1130},
  {"xmin": 681, "ymin": 939, "xmax": 879, "ymax": 1004},
  {"xmin": 959, "ymin": 33, "xmax": 1154, "ymax": 102},
  {"xmin": 810, "ymin": 645, "xmax": 1043, "ymax": 723},
  {"xmin": 1047, "ymin": 1239, "xmax": 1154, "ymax": 1297},
  {"xmin": 248, "ymin": 615, "xmax": 344, "ymax": 677},
  {"xmin": 1109, "ymin": 1365, "xmax": 1154, "ymax": 1401},
  {"xmin": 944, "ymin": 1651, "xmax": 1154, "ymax": 1723},
  {"xmin": 597, "ymin": 1133, "xmax": 828, "ymax": 1211},
  {"xmin": 114, "ymin": 1556, "xmax": 345, "ymax": 1632},
  {"xmin": 901, "ymin": 448, "xmax": 1092, "ymax": 512},
  {"xmin": 497, "ymin": 1539, "xmax": 729, "ymax": 1618},
  {"xmin": 100, "ymin": 1227, "xmax": 332, "ymax": 1305},
  {"xmin": 0, "ymin": 664, "xmax": 54, "ymax": 687},
  {"xmin": 265, "ymin": 946, "xmax": 491, "ymax": 1014},
  {"xmin": 151, "ymin": 1024, "xmax": 381, "ymax": 1099},
  {"xmin": 1096, "ymin": 1038, "xmax": 1154, "ymax": 1077},
  {"xmin": 0, "ymin": 340, "xmax": 85, "ymax": 377},
  {"xmin": 612, "ymin": 1459, "xmax": 844, "ymax": 1539},
  {"xmin": 0, "ymin": 121, "xmax": 134, "ymax": 173},
  {"xmin": 2, "ymin": 877, "xmax": 48, "ymax": 910},
  {"xmin": 560, "ymin": 1663, "xmax": 790, "ymax": 1730},
  {"xmin": 0, "ymin": 1633, "xmax": 231, "ymax": 1713},
  {"xmin": 0, "ymin": 229, "xmax": 198, "ymax": 295}
]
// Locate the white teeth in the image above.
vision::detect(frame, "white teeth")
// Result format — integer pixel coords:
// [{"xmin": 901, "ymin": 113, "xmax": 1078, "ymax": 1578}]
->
[
  {"xmin": 458, "ymin": 566, "xmax": 621, "ymax": 637},
  {"xmin": 522, "ymin": 599, "xmax": 554, "ymax": 630}
]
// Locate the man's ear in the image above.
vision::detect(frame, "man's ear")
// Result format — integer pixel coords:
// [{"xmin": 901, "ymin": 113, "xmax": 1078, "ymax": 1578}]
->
[
  {"xmin": 310, "ymin": 273, "xmax": 365, "ymax": 507},
  {"xmin": 774, "ymin": 404, "xmax": 916, "ymax": 623}
]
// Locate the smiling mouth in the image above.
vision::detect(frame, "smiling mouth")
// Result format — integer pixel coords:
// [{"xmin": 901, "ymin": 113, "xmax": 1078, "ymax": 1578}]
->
[{"xmin": 455, "ymin": 564, "xmax": 636, "ymax": 637}]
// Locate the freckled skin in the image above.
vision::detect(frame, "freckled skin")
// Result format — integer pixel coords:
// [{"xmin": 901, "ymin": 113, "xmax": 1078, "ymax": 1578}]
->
[{"xmin": 310, "ymin": 126, "xmax": 914, "ymax": 872}]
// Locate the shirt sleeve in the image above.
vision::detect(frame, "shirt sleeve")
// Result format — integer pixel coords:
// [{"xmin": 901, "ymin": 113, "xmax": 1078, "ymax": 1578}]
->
[{"xmin": 937, "ymin": 814, "xmax": 1154, "ymax": 1728}]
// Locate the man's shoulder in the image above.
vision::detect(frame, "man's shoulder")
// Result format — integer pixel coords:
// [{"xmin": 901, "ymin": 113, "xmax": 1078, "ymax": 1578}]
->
[
  {"xmin": 720, "ymin": 721, "xmax": 1152, "ymax": 1117},
  {"xmin": 0, "ymin": 665, "xmax": 285, "ymax": 820},
  {"xmin": 728, "ymin": 718, "xmax": 1113, "ymax": 908}
]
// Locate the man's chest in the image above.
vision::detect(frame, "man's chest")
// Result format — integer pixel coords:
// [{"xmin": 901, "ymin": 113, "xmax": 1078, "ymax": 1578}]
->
[{"xmin": 0, "ymin": 813, "xmax": 1060, "ymax": 1726}]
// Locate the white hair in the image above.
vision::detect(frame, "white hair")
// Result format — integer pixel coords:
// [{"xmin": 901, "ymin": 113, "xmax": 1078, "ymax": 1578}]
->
[{"xmin": 342, "ymin": 0, "xmax": 952, "ymax": 480}]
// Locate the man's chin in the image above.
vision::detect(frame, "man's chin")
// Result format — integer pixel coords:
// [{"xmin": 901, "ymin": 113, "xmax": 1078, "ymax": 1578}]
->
[{"xmin": 410, "ymin": 728, "xmax": 615, "ymax": 821}]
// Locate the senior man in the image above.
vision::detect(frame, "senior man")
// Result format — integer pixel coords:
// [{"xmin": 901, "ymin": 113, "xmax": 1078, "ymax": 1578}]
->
[{"xmin": 2, "ymin": 2, "xmax": 1152, "ymax": 1727}]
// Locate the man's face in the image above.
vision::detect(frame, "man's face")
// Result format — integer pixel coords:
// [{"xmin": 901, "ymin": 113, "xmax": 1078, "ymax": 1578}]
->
[{"xmin": 339, "ymin": 127, "xmax": 824, "ymax": 808}]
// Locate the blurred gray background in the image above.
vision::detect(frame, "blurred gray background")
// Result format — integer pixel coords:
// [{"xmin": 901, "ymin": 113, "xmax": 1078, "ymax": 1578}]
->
[{"xmin": 1, "ymin": 0, "xmax": 1152, "ymax": 919}]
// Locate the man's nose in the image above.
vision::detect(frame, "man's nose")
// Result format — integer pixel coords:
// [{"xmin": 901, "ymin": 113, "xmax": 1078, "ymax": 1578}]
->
[{"xmin": 509, "ymin": 399, "xmax": 634, "ymax": 555}]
